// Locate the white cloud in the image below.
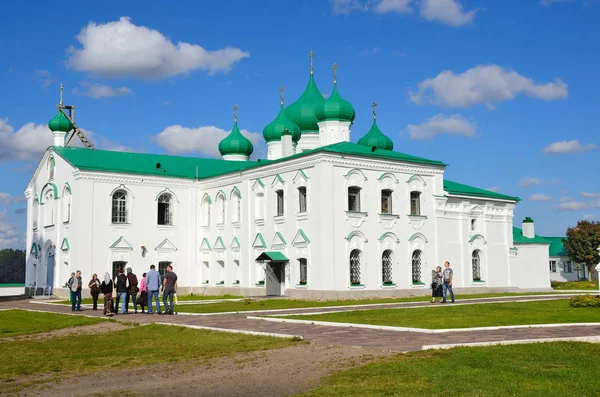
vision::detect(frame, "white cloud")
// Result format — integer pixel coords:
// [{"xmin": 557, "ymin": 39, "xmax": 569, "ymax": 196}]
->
[
  {"xmin": 581, "ymin": 192, "xmax": 600, "ymax": 199},
  {"xmin": 420, "ymin": 0, "xmax": 477, "ymax": 26},
  {"xmin": 0, "ymin": 119, "xmax": 53, "ymax": 162},
  {"xmin": 559, "ymin": 196, "xmax": 572, "ymax": 202},
  {"xmin": 404, "ymin": 114, "xmax": 476, "ymax": 140},
  {"xmin": 485, "ymin": 186, "xmax": 499, "ymax": 192},
  {"xmin": 65, "ymin": 17, "xmax": 250, "ymax": 79},
  {"xmin": 331, "ymin": 0, "xmax": 368, "ymax": 14},
  {"xmin": 591, "ymin": 199, "xmax": 600, "ymax": 209},
  {"xmin": 528, "ymin": 194, "xmax": 552, "ymax": 201},
  {"xmin": 541, "ymin": 0, "xmax": 575, "ymax": 5},
  {"xmin": 557, "ymin": 201, "xmax": 588, "ymax": 211},
  {"xmin": 518, "ymin": 177, "xmax": 543, "ymax": 188},
  {"xmin": 0, "ymin": 193, "xmax": 25, "ymax": 205},
  {"xmin": 0, "ymin": 210, "xmax": 19, "ymax": 249},
  {"xmin": 73, "ymin": 82, "xmax": 133, "ymax": 99},
  {"xmin": 36, "ymin": 69, "xmax": 55, "ymax": 90},
  {"xmin": 583, "ymin": 214, "xmax": 596, "ymax": 220},
  {"xmin": 154, "ymin": 125, "xmax": 262, "ymax": 157},
  {"xmin": 542, "ymin": 140, "xmax": 597, "ymax": 155},
  {"xmin": 374, "ymin": 0, "xmax": 413, "ymax": 14},
  {"xmin": 410, "ymin": 64, "xmax": 568, "ymax": 108}
]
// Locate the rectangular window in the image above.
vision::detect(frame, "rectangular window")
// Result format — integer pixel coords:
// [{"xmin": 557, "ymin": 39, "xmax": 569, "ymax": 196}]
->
[
  {"xmin": 348, "ymin": 187, "xmax": 361, "ymax": 212},
  {"xmin": 112, "ymin": 261, "xmax": 127, "ymax": 279},
  {"xmin": 276, "ymin": 190, "xmax": 284, "ymax": 216},
  {"xmin": 381, "ymin": 189, "xmax": 393, "ymax": 214},
  {"xmin": 471, "ymin": 219, "xmax": 477, "ymax": 232},
  {"xmin": 158, "ymin": 261, "xmax": 171, "ymax": 277},
  {"xmin": 298, "ymin": 187, "xmax": 307, "ymax": 213},
  {"xmin": 299, "ymin": 258, "xmax": 307, "ymax": 285},
  {"xmin": 564, "ymin": 261, "xmax": 572, "ymax": 273},
  {"xmin": 410, "ymin": 191, "xmax": 421, "ymax": 215},
  {"xmin": 549, "ymin": 260, "xmax": 557, "ymax": 273}
]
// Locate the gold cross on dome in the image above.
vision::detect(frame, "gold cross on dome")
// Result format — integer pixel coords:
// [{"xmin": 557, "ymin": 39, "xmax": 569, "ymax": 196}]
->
[
  {"xmin": 332, "ymin": 62, "xmax": 338, "ymax": 84},
  {"xmin": 233, "ymin": 104, "xmax": 238, "ymax": 122},
  {"xmin": 279, "ymin": 86, "xmax": 285, "ymax": 105},
  {"xmin": 371, "ymin": 101, "xmax": 377, "ymax": 119},
  {"xmin": 309, "ymin": 49, "xmax": 315, "ymax": 75}
]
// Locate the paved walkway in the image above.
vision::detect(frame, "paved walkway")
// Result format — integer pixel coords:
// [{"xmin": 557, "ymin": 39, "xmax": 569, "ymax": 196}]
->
[{"xmin": 3, "ymin": 294, "xmax": 600, "ymax": 352}]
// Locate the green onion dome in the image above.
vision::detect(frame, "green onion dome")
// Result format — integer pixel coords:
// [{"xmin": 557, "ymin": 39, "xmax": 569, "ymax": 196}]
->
[
  {"xmin": 358, "ymin": 118, "xmax": 394, "ymax": 151},
  {"xmin": 218, "ymin": 120, "xmax": 254, "ymax": 157},
  {"xmin": 285, "ymin": 75, "xmax": 325, "ymax": 133},
  {"xmin": 48, "ymin": 110, "xmax": 73, "ymax": 133},
  {"xmin": 315, "ymin": 83, "xmax": 355, "ymax": 123},
  {"xmin": 263, "ymin": 104, "xmax": 302, "ymax": 143}
]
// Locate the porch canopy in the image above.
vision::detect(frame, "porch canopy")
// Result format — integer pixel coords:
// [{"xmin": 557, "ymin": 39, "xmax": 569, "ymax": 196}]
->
[{"xmin": 255, "ymin": 251, "xmax": 289, "ymax": 262}]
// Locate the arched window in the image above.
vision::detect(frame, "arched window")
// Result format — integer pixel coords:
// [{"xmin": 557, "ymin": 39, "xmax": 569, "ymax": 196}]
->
[
  {"xmin": 201, "ymin": 195, "xmax": 211, "ymax": 227},
  {"xmin": 157, "ymin": 193, "xmax": 172, "ymax": 225},
  {"xmin": 411, "ymin": 250, "xmax": 422, "ymax": 283},
  {"xmin": 232, "ymin": 191, "xmax": 241, "ymax": 223},
  {"xmin": 216, "ymin": 193, "xmax": 225, "ymax": 224},
  {"xmin": 381, "ymin": 189, "xmax": 393, "ymax": 214},
  {"xmin": 48, "ymin": 157, "xmax": 55, "ymax": 180},
  {"xmin": 348, "ymin": 187, "xmax": 361, "ymax": 212},
  {"xmin": 275, "ymin": 189, "xmax": 284, "ymax": 216},
  {"xmin": 410, "ymin": 192, "xmax": 421, "ymax": 215},
  {"xmin": 63, "ymin": 188, "xmax": 72, "ymax": 223},
  {"xmin": 43, "ymin": 190, "xmax": 55, "ymax": 227},
  {"xmin": 299, "ymin": 258, "xmax": 307, "ymax": 285},
  {"xmin": 472, "ymin": 250, "xmax": 481, "ymax": 281},
  {"xmin": 382, "ymin": 250, "xmax": 393, "ymax": 284},
  {"xmin": 298, "ymin": 187, "xmax": 307, "ymax": 213},
  {"xmin": 111, "ymin": 190, "xmax": 128, "ymax": 224},
  {"xmin": 350, "ymin": 249, "xmax": 361, "ymax": 285}
]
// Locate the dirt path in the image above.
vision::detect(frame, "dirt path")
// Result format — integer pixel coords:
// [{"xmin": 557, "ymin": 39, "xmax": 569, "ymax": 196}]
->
[
  {"xmin": 1, "ymin": 321, "xmax": 132, "ymax": 342},
  {"xmin": 4, "ymin": 343, "xmax": 392, "ymax": 397}
]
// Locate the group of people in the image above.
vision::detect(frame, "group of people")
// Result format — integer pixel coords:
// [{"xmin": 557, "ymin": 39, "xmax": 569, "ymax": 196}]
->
[
  {"xmin": 430, "ymin": 261, "xmax": 455, "ymax": 304},
  {"xmin": 67, "ymin": 264, "xmax": 178, "ymax": 316}
]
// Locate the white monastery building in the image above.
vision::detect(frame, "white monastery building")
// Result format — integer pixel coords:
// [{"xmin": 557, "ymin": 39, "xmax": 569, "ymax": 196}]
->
[{"xmin": 25, "ymin": 60, "xmax": 553, "ymax": 299}]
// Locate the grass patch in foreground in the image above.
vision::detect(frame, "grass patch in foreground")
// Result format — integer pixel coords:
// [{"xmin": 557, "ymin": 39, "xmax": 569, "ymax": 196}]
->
[
  {"xmin": 57, "ymin": 293, "xmax": 243, "ymax": 305},
  {"xmin": 177, "ymin": 292, "xmax": 568, "ymax": 314},
  {"xmin": 552, "ymin": 280, "xmax": 598, "ymax": 290},
  {"xmin": 301, "ymin": 342, "xmax": 600, "ymax": 397},
  {"xmin": 281, "ymin": 299, "xmax": 599, "ymax": 329},
  {"xmin": 0, "ymin": 310, "xmax": 102, "ymax": 338},
  {"xmin": 0, "ymin": 323, "xmax": 300, "ymax": 382}
]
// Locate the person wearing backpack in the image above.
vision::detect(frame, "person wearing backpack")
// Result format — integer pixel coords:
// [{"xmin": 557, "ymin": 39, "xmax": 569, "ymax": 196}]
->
[
  {"xmin": 100, "ymin": 272, "xmax": 114, "ymax": 316},
  {"xmin": 125, "ymin": 267, "xmax": 139, "ymax": 314}
]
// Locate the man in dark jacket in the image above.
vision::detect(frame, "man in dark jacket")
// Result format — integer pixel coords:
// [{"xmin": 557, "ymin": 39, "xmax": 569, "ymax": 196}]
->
[
  {"xmin": 125, "ymin": 267, "xmax": 139, "ymax": 314},
  {"xmin": 114, "ymin": 268, "xmax": 129, "ymax": 314}
]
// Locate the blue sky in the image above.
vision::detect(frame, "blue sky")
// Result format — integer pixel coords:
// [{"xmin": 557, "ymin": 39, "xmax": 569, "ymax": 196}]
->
[{"xmin": 0, "ymin": 0, "xmax": 598, "ymax": 248}]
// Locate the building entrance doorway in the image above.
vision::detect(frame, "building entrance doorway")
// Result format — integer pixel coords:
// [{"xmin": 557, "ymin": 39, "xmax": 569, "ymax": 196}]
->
[{"xmin": 255, "ymin": 252, "xmax": 289, "ymax": 297}]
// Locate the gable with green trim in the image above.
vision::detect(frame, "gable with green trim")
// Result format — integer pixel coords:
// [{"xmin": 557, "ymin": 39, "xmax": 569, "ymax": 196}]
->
[
  {"xmin": 252, "ymin": 233, "xmax": 266, "ymax": 248},
  {"xmin": 214, "ymin": 236, "xmax": 225, "ymax": 251},
  {"xmin": 200, "ymin": 238, "xmax": 212, "ymax": 251},
  {"xmin": 60, "ymin": 238, "xmax": 70, "ymax": 251}
]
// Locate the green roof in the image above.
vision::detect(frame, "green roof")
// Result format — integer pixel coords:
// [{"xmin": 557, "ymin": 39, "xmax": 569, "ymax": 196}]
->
[
  {"xmin": 48, "ymin": 110, "xmax": 73, "ymax": 133},
  {"xmin": 444, "ymin": 180, "xmax": 520, "ymax": 202},
  {"xmin": 512, "ymin": 227, "xmax": 551, "ymax": 244},
  {"xmin": 53, "ymin": 141, "xmax": 446, "ymax": 181},
  {"xmin": 255, "ymin": 251, "xmax": 289, "ymax": 261},
  {"xmin": 544, "ymin": 236, "xmax": 569, "ymax": 257}
]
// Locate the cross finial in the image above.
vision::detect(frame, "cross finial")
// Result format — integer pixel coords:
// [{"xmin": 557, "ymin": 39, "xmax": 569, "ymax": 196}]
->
[
  {"xmin": 309, "ymin": 49, "xmax": 315, "ymax": 75},
  {"xmin": 332, "ymin": 62, "xmax": 338, "ymax": 84},
  {"xmin": 233, "ymin": 104, "xmax": 238, "ymax": 122},
  {"xmin": 59, "ymin": 83, "xmax": 63, "ymax": 107},
  {"xmin": 371, "ymin": 101, "xmax": 377, "ymax": 119},
  {"xmin": 279, "ymin": 86, "xmax": 285, "ymax": 106}
]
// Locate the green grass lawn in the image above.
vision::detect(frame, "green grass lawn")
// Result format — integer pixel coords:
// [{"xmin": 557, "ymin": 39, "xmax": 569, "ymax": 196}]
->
[
  {"xmin": 0, "ymin": 323, "xmax": 301, "ymax": 389},
  {"xmin": 176, "ymin": 292, "xmax": 570, "ymax": 314},
  {"xmin": 552, "ymin": 280, "xmax": 599, "ymax": 290},
  {"xmin": 301, "ymin": 342, "xmax": 600, "ymax": 396},
  {"xmin": 0, "ymin": 310, "xmax": 102, "ymax": 338},
  {"xmin": 279, "ymin": 299, "xmax": 600, "ymax": 329},
  {"xmin": 57, "ymin": 293, "xmax": 242, "ymax": 305}
]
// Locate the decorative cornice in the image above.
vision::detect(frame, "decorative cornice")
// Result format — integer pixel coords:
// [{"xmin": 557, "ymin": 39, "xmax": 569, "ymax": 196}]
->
[{"xmin": 73, "ymin": 171, "xmax": 195, "ymax": 188}]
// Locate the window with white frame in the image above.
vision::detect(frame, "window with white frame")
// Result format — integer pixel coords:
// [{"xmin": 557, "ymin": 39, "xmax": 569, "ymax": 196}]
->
[
  {"xmin": 43, "ymin": 191, "xmax": 55, "ymax": 227},
  {"xmin": 232, "ymin": 191, "xmax": 241, "ymax": 222},
  {"xmin": 382, "ymin": 250, "xmax": 393, "ymax": 284},
  {"xmin": 381, "ymin": 189, "xmax": 393, "ymax": 214},
  {"xmin": 350, "ymin": 249, "xmax": 361, "ymax": 285},
  {"xmin": 411, "ymin": 250, "xmax": 422, "ymax": 283},
  {"xmin": 348, "ymin": 187, "xmax": 361, "ymax": 212},
  {"xmin": 158, "ymin": 261, "xmax": 171, "ymax": 277},
  {"xmin": 111, "ymin": 190, "xmax": 128, "ymax": 224},
  {"xmin": 63, "ymin": 189, "xmax": 71, "ymax": 223},
  {"xmin": 216, "ymin": 193, "xmax": 225, "ymax": 224},
  {"xmin": 564, "ymin": 261, "xmax": 572, "ymax": 273},
  {"xmin": 549, "ymin": 260, "xmax": 557, "ymax": 273},
  {"xmin": 299, "ymin": 258, "xmax": 307, "ymax": 285},
  {"xmin": 48, "ymin": 157, "xmax": 55, "ymax": 180},
  {"xmin": 298, "ymin": 187, "xmax": 307, "ymax": 213},
  {"xmin": 157, "ymin": 193, "xmax": 173, "ymax": 225},
  {"xmin": 275, "ymin": 189, "xmax": 284, "ymax": 216},
  {"xmin": 472, "ymin": 250, "xmax": 481, "ymax": 281},
  {"xmin": 201, "ymin": 196, "xmax": 211, "ymax": 227},
  {"xmin": 471, "ymin": 219, "xmax": 477, "ymax": 232},
  {"xmin": 410, "ymin": 192, "xmax": 421, "ymax": 215}
]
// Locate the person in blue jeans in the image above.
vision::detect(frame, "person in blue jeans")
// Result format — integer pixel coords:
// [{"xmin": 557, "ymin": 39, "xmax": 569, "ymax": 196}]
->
[
  {"xmin": 442, "ymin": 261, "xmax": 455, "ymax": 303},
  {"xmin": 114, "ymin": 267, "xmax": 129, "ymax": 314},
  {"xmin": 145, "ymin": 264, "xmax": 162, "ymax": 314},
  {"xmin": 162, "ymin": 265, "xmax": 178, "ymax": 315},
  {"xmin": 69, "ymin": 271, "xmax": 82, "ymax": 311}
]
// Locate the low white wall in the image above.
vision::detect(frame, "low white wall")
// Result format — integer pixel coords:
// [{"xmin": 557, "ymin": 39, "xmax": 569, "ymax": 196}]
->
[{"xmin": 0, "ymin": 286, "xmax": 25, "ymax": 297}]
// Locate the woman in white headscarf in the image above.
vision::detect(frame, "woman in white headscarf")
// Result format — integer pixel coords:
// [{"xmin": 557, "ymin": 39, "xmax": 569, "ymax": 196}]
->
[{"xmin": 100, "ymin": 272, "xmax": 114, "ymax": 316}]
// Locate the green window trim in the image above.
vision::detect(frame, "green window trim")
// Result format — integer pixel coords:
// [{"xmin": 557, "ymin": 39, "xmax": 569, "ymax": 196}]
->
[
  {"xmin": 216, "ymin": 281, "xmax": 225, "ymax": 285},
  {"xmin": 297, "ymin": 281, "xmax": 307, "ymax": 286},
  {"xmin": 256, "ymin": 280, "xmax": 265, "ymax": 285},
  {"xmin": 233, "ymin": 280, "xmax": 240, "ymax": 285},
  {"xmin": 382, "ymin": 282, "xmax": 396, "ymax": 286},
  {"xmin": 472, "ymin": 279, "xmax": 486, "ymax": 283},
  {"xmin": 216, "ymin": 190, "xmax": 227, "ymax": 201},
  {"xmin": 202, "ymin": 193, "xmax": 213, "ymax": 204},
  {"xmin": 412, "ymin": 281, "xmax": 425, "ymax": 285},
  {"xmin": 350, "ymin": 283, "xmax": 364, "ymax": 287},
  {"xmin": 203, "ymin": 280, "xmax": 209, "ymax": 284},
  {"xmin": 230, "ymin": 186, "xmax": 242, "ymax": 199}
]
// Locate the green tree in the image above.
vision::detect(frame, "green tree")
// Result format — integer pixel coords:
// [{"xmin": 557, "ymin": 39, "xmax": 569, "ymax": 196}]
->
[
  {"xmin": 564, "ymin": 220, "xmax": 600, "ymax": 281},
  {"xmin": 0, "ymin": 248, "xmax": 26, "ymax": 283}
]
